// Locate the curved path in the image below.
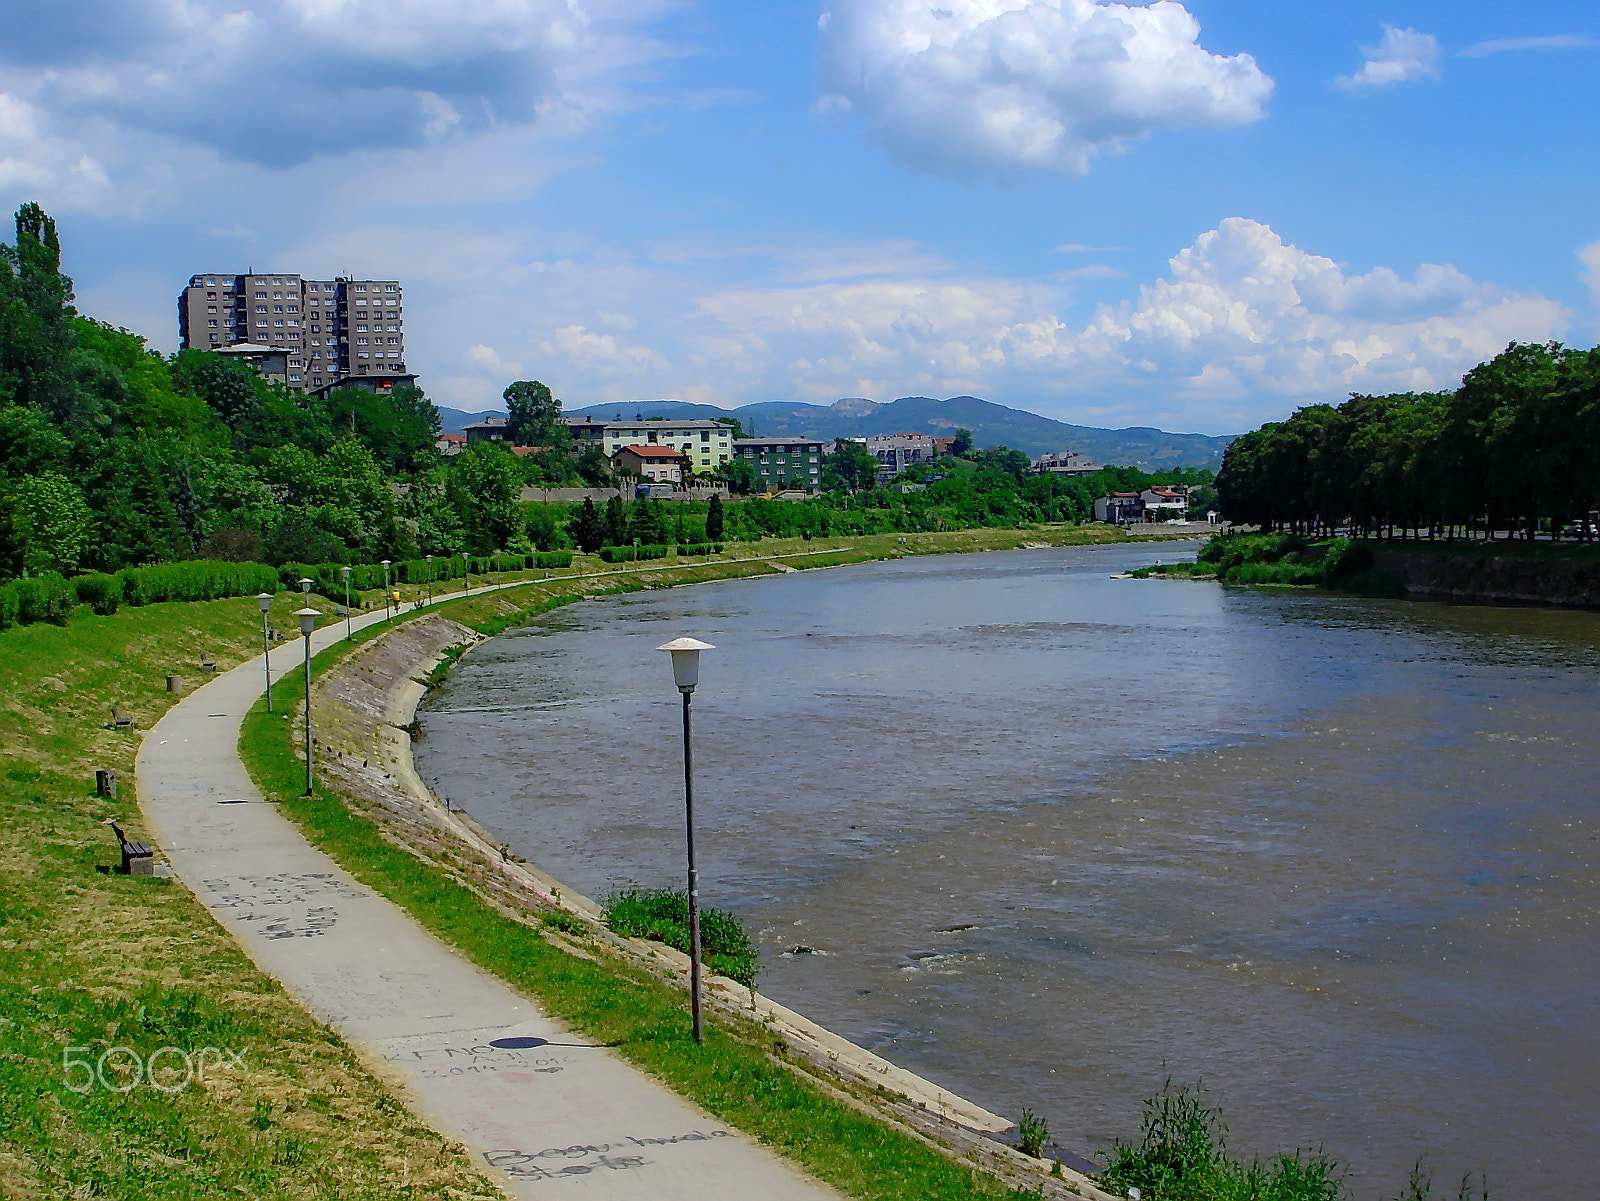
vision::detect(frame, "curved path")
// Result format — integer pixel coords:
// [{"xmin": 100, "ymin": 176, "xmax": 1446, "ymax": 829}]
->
[{"xmin": 136, "ymin": 586, "xmax": 838, "ymax": 1200}]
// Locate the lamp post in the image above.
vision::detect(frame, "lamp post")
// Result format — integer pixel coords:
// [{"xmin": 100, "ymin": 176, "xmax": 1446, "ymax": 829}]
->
[
  {"xmin": 381, "ymin": 560, "xmax": 392, "ymax": 623},
  {"xmin": 462, "ymin": 551, "xmax": 470, "ymax": 594},
  {"xmin": 257, "ymin": 593, "xmax": 274, "ymax": 713},
  {"xmin": 293, "ymin": 607, "xmax": 320, "ymax": 797},
  {"xmin": 657, "ymin": 636, "xmax": 715, "ymax": 1044},
  {"xmin": 426, "ymin": 554, "xmax": 434, "ymax": 606},
  {"xmin": 341, "ymin": 566, "xmax": 353, "ymax": 641}
]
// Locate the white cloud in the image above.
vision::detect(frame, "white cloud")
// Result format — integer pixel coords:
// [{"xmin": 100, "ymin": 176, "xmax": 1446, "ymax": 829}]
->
[
  {"xmin": 1580, "ymin": 241, "xmax": 1600, "ymax": 310},
  {"xmin": 260, "ymin": 218, "xmax": 1563, "ymax": 431},
  {"xmin": 817, "ymin": 0, "xmax": 1272, "ymax": 178},
  {"xmin": 0, "ymin": 0, "xmax": 674, "ymax": 216},
  {"xmin": 1336, "ymin": 25, "xmax": 1441, "ymax": 90},
  {"xmin": 1460, "ymin": 34, "xmax": 1595, "ymax": 58}
]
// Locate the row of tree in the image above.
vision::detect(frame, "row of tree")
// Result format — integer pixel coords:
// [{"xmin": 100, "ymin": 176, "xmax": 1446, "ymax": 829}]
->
[{"xmin": 1216, "ymin": 342, "xmax": 1600, "ymax": 538}]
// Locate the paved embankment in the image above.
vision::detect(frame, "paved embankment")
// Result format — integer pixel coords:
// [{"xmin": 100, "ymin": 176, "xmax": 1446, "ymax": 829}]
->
[{"xmin": 136, "ymin": 589, "xmax": 841, "ymax": 1201}]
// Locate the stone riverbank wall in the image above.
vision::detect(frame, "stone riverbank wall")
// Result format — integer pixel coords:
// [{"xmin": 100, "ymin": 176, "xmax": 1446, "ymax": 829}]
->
[{"xmin": 1374, "ymin": 547, "xmax": 1600, "ymax": 609}]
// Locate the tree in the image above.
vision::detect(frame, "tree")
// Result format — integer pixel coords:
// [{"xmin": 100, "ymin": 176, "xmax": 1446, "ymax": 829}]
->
[
  {"xmin": 503, "ymin": 380, "xmax": 568, "ymax": 449},
  {"xmin": 450, "ymin": 441, "xmax": 525, "ymax": 553},
  {"xmin": 1, "ymin": 203, "xmax": 78, "ymax": 419},
  {"xmin": 705, "ymin": 493, "xmax": 725, "ymax": 541},
  {"xmin": 951, "ymin": 428, "xmax": 975, "ymax": 457},
  {"xmin": 710, "ymin": 457, "xmax": 758, "ymax": 495},
  {"xmin": 823, "ymin": 438, "xmax": 879, "ymax": 492},
  {"xmin": 629, "ymin": 497, "xmax": 667, "ymax": 545},
  {"xmin": 604, "ymin": 495, "xmax": 628, "ymax": 546},
  {"xmin": 569, "ymin": 497, "xmax": 606, "ymax": 552},
  {"xmin": 10, "ymin": 471, "xmax": 94, "ymax": 575}
]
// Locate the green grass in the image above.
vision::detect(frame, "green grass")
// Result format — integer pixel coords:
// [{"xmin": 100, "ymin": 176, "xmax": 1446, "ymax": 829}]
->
[
  {"xmin": 0, "ymin": 594, "xmax": 506, "ymax": 1198},
  {"xmin": 603, "ymin": 887, "xmax": 760, "ymax": 990}
]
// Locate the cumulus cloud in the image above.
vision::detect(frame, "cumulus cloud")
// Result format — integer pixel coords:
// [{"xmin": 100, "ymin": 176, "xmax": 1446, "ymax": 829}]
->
[
  {"xmin": 687, "ymin": 218, "xmax": 1564, "ymax": 429},
  {"xmin": 1580, "ymin": 241, "xmax": 1600, "ymax": 310},
  {"xmin": 0, "ymin": 0, "xmax": 671, "ymax": 171},
  {"xmin": 816, "ymin": 0, "xmax": 1272, "ymax": 178},
  {"xmin": 1336, "ymin": 24, "xmax": 1441, "ymax": 89},
  {"xmin": 1460, "ymin": 34, "xmax": 1595, "ymax": 58}
]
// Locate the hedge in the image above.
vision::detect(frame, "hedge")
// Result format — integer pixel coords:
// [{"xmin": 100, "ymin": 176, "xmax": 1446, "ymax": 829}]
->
[
  {"xmin": 675, "ymin": 543, "xmax": 724, "ymax": 557},
  {"xmin": 73, "ymin": 573, "xmax": 124, "ymax": 616},
  {"xmin": 597, "ymin": 544, "xmax": 669, "ymax": 563},
  {"xmin": 120, "ymin": 560, "xmax": 280, "ymax": 606}
]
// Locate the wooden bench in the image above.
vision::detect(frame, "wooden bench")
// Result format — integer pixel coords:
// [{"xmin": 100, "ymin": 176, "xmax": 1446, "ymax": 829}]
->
[
  {"xmin": 110, "ymin": 821, "xmax": 154, "ymax": 876},
  {"xmin": 109, "ymin": 705, "xmax": 134, "ymax": 731}
]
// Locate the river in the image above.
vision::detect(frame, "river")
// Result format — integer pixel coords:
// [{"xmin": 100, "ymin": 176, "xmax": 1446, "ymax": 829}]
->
[{"xmin": 414, "ymin": 543, "xmax": 1599, "ymax": 1197}]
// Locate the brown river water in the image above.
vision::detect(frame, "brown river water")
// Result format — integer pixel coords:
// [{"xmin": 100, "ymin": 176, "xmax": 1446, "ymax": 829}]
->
[{"xmin": 414, "ymin": 543, "xmax": 1600, "ymax": 1197}]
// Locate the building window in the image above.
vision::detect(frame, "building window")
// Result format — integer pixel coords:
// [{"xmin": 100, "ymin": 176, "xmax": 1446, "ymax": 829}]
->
[{"xmin": 207, "ymin": 319, "xmax": 217, "ymax": 326}]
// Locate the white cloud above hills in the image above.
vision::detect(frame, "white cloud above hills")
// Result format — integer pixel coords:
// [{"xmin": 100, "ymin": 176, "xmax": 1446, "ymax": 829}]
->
[{"xmin": 816, "ymin": 0, "xmax": 1273, "ymax": 178}]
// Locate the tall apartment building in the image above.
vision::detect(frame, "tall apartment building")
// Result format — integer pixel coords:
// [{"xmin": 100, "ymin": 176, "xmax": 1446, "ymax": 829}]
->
[{"xmin": 178, "ymin": 272, "xmax": 408, "ymax": 393}]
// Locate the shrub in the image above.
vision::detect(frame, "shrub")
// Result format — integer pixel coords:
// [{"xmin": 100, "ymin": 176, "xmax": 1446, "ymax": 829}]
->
[
  {"xmin": 603, "ymin": 887, "xmax": 759, "ymax": 989},
  {"xmin": 14, "ymin": 575, "xmax": 77, "ymax": 625},
  {"xmin": 597, "ymin": 544, "xmax": 668, "ymax": 563},
  {"xmin": 676, "ymin": 543, "xmax": 716, "ymax": 557},
  {"xmin": 73, "ymin": 572, "xmax": 123, "ymax": 615},
  {"xmin": 1099, "ymin": 1082, "xmax": 1343, "ymax": 1201},
  {"xmin": 1017, "ymin": 1108, "xmax": 1049, "ymax": 1158},
  {"xmin": 532, "ymin": 551, "xmax": 572, "ymax": 568},
  {"xmin": 0, "ymin": 584, "xmax": 17, "ymax": 631},
  {"xmin": 121, "ymin": 560, "xmax": 279, "ymax": 606}
]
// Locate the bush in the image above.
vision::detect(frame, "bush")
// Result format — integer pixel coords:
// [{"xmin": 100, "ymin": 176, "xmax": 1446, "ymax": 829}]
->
[
  {"xmin": 603, "ymin": 887, "xmax": 759, "ymax": 989},
  {"xmin": 676, "ymin": 543, "xmax": 716, "ymax": 557},
  {"xmin": 73, "ymin": 573, "xmax": 123, "ymax": 616},
  {"xmin": 1099, "ymin": 1082, "xmax": 1343, "ymax": 1201},
  {"xmin": 0, "ymin": 584, "xmax": 17, "ymax": 631},
  {"xmin": 597, "ymin": 544, "xmax": 668, "ymax": 563},
  {"xmin": 13, "ymin": 575, "xmax": 76, "ymax": 625},
  {"xmin": 532, "ymin": 551, "xmax": 572, "ymax": 568},
  {"xmin": 121, "ymin": 560, "xmax": 280, "ymax": 606}
]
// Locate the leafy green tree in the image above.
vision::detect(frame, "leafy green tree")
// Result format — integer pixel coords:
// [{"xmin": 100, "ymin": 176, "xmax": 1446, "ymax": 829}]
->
[
  {"xmin": 0, "ymin": 203, "xmax": 77, "ymax": 418},
  {"xmin": 569, "ymin": 497, "xmax": 606, "ymax": 552},
  {"xmin": 629, "ymin": 497, "xmax": 667, "ymax": 545},
  {"xmin": 504, "ymin": 380, "xmax": 569, "ymax": 448},
  {"xmin": 823, "ymin": 439, "xmax": 879, "ymax": 492},
  {"xmin": 450, "ymin": 441, "xmax": 525, "ymax": 553},
  {"xmin": 705, "ymin": 493, "xmax": 725, "ymax": 541},
  {"xmin": 710, "ymin": 457, "xmax": 758, "ymax": 495},
  {"xmin": 950, "ymin": 427, "xmax": 975, "ymax": 457},
  {"xmin": 10, "ymin": 471, "xmax": 94, "ymax": 574},
  {"xmin": 604, "ymin": 495, "xmax": 628, "ymax": 546}
]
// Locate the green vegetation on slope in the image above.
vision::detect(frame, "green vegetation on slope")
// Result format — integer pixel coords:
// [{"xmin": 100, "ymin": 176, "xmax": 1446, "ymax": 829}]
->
[{"xmin": 0, "ymin": 591, "xmax": 503, "ymax": 1198}]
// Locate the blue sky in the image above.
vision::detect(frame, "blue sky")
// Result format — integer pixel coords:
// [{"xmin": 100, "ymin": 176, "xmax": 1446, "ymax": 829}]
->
[{"xmin": 1, "ymin": 0, "xmax": 1595, "ymax": 435}]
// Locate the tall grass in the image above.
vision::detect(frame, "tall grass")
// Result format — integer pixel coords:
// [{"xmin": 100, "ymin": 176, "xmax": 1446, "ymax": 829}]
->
[{"xmin": 603, "ymin": 887, "xmax": 759, "ymax": 989}]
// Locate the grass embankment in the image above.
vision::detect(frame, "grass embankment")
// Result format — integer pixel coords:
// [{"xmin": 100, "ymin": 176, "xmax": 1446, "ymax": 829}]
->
[
  {"xmin": 0, "ymin": 591, "xmax": 504, "ymax": 1198},
  {"xmin": 239, "ymin": 538, "xmax": 1106, "ymax": 1201},
  {"xmin": 0, "ymin": 526, "xmax": 1122, "ymax": 1200},
  {"xmin": 1131, "ymin": 533, "xmax": 1399, "ymax": 594}
]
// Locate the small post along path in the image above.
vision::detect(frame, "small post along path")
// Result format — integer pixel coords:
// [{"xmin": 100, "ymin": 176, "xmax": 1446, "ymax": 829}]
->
[{"xmin": 137, "ymin": 585, "xmax": 839, "ymax": 1200}]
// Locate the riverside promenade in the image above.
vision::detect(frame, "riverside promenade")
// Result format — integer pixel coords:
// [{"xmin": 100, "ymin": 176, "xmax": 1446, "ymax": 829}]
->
[{"xmin": 136, "ymin": 586, "xmax": 838, "ymax": 1201}]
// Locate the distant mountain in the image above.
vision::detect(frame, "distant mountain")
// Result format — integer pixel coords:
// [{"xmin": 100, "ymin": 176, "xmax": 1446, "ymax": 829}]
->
[{"xmin": 436, "ymin": 396, "xmax": 1235, "ymax": 469}]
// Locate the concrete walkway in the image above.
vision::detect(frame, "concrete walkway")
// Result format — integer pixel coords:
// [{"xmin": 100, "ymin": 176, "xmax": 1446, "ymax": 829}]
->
[{"xmin": 136, "ymin": 585, "xmax": 838, "ymax": 1201}]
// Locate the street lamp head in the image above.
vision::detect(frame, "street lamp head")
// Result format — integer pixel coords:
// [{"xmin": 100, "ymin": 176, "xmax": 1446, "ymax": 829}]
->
[
  {"xmin": 341, "ymin": 566, "xmax": 351, "ymax": 579},
  {"xmin": 293, "ymin": 607, "xmax": 320, "ymax": 637},
  {"xmin": 256, "ymin": 592, "xmax": 273, "ymax": 614},
  {"xmin": 298, "ymin": 577, "xmax": 313, "ymax": 594},
  {"xmin": 657, "ymin": 637, "xmax": 715, "ymax": 692},
  {"xmin": 426, "ymin": 553, "xmax": 433, "ymax": 562},
  {"xmin": 380, "ymin": 559, "xmax": 391, "ymax": 567}
]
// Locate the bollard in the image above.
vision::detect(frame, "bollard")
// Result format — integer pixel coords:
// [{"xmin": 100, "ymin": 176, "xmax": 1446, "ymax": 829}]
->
[
  {"xmin": 166, "ymin": 674, "xmax": 183, "ymax": 695},
  {"xmin": 95, "ymin": 769, "xmax": 117, "ymax": 799}
]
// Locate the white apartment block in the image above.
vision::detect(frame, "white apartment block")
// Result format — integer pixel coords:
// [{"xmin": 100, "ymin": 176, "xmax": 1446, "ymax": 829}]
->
[
  {"xmin": 178, "ymin": 272, "xmax": 407, "ymax": 393},
  {"xmin": 565, "ymin": 417, "xmax": 734, "ymax": 474}
]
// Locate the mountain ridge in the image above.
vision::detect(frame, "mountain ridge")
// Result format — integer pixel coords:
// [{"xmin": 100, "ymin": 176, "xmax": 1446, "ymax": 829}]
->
[{"xmin": 435, "ymin": 395, "xmax": 1235, "ymax": 469}]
